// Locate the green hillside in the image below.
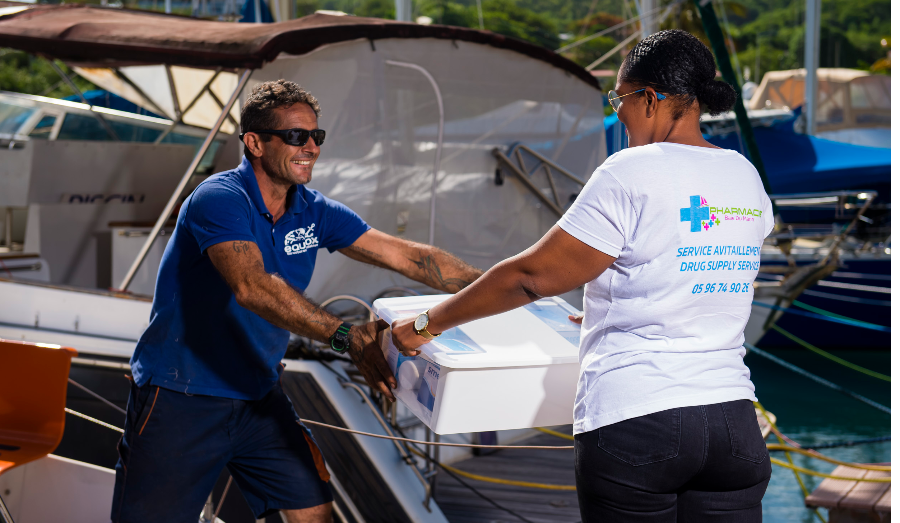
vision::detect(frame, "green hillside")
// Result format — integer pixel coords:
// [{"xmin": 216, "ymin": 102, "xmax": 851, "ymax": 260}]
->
[{"xmin": 0, "ymin": 0, "xmax": 889, "ymax": 98}]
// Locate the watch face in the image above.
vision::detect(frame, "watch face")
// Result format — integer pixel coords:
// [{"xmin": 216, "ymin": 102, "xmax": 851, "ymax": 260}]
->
[{"xmin": 414, "ymin": 312, "xmax": 429, "ymax": 331}]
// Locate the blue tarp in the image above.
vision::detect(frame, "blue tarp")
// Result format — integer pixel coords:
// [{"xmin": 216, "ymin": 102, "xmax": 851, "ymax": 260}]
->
[
  {"xmin": 604, "ymin": 113, "xmax": 891, "ymax": 201},
  {"xmin": 239, "ymin": 0, "xmax": 274, "ymax": 23},
  {"xmin": 64, "ymin": 90, "xmax": 165, "ymax": 120}
]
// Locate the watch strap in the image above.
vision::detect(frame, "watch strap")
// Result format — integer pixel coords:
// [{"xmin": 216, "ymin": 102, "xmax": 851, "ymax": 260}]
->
[
  {"xmin": 329, "ymin": 322, "xmax": 352, "ymax": 353},
  {"xmin": 415, "ymin": 311, "xmax": 441, "ymax": 339}
]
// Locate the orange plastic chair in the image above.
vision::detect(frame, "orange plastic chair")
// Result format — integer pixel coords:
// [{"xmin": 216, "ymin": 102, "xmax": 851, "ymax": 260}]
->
[{"xmin": 0, "ymin": 338, "xmax": 77, "ymax": 475}]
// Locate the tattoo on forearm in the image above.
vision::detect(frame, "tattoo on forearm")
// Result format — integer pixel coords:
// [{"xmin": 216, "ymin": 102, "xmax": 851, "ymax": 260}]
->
[
  {"xmin": 232, "ymin": 241, "xmax": 251, "ymax": 254},
  {"xmin": 349, "ymin": 244, "xmax": 383, "ymax": 261},
  {"xmin": 347, "ymin": 244, "xmax": 390, "ymax": 269},
  {"xmin": 409, "ymin": 253, "xmax": 475, "ymax": 291}
]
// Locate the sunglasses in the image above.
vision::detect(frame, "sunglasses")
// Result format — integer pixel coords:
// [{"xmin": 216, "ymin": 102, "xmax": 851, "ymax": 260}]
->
[
  {"xmin": 607, "ymin": 88, "xmax": 666, "ymax": 113},
  {"xmin": 241, "ymin": 128, "xmax": 326, "ymax": 147}
]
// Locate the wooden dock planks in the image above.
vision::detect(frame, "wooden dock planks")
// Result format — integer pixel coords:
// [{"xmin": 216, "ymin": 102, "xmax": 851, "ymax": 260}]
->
[
  {"xmin": 874, "ymin": 486, "xmax": 890, "ymax": 514},
  {"xmin": 435, "ymin": 427, "xmax": 580, "ymax": 523},
  {"xmin": 806, "ymin": 464, "xmax": 891, "ymax": 521},
  {"xmin": 806, "ymin": 466, "xmax": 868, "ymax": 509},
  {"xmin": 839, "ymin": 470, "xmax": 891, "ymax": 512}
]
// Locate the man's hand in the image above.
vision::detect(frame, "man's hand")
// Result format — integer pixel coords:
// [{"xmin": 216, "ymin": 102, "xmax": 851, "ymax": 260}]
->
[
  {"xmin": 390, "ymin": 317, "xmax": 428, "ymax": 358},
  {"xmin": 348, "ymin": 320, "xmax": 398, "ymax": 401},
  {"xmin": 568, "ymin": 312, "xmax": 584, "ymax": 325}
]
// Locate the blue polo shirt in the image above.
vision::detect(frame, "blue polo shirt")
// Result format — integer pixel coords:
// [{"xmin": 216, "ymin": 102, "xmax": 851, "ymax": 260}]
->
[{"xmin": 130, "ymin": 157, "xmax": 370, "ymax": 400}]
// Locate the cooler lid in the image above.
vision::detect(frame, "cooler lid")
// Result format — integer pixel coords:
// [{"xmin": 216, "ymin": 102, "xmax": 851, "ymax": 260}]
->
[{"xmin": 374, "ymin": 294, "xmax": 581, "ymax": 369}]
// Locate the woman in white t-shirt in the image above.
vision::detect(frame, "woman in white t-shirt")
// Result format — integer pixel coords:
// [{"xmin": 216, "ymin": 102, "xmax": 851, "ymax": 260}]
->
[{"xmin": 392, "ymin": 30, "xmax": 774, "ymax": 522}]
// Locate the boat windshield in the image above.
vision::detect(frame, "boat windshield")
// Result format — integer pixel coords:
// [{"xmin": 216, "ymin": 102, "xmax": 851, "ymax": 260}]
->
[
  {"xmin": 57, "ymin": 113, "xmax": 221, "ymax": 172},
  {"xmin": 0, "ymin": 100, "xmax": 36, "ymax": 135}
]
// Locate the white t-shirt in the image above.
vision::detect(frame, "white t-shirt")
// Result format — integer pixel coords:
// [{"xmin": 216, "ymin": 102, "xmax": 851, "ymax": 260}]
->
[{"xmin": 558, "ymin": 142, "xmax": 775, "ymax": 434}]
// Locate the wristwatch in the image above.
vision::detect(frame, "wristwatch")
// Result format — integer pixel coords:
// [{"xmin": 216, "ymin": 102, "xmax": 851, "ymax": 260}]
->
[
  {"xmin": 329, "ymin": 322, "xmax": 353, "ymax": 353},
  {"xmin": 414, "ymin": 310, "xmax": 442, "ymax": 340}
]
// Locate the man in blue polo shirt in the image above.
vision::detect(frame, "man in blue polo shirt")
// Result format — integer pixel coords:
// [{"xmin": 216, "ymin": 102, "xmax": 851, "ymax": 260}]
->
[{"xmin": 112, "ymin": 80, "xmax": 483, "ymax": 523}]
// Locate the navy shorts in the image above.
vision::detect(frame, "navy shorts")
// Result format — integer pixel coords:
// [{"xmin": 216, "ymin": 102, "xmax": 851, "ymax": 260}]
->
[{"xmin": 111, "ymin": 381, "xmax": 333, "ymax": 522}]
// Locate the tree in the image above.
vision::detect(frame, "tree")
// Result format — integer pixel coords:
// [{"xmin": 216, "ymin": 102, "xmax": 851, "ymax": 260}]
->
[{"xmin": 0, "ymin": 51, "xmax": 95, "ymax": 98}]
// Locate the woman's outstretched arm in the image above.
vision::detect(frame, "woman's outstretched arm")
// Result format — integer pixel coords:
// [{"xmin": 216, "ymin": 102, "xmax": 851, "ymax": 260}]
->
[{"xmin": 391, "ymin": 225, "xmax": 616, "ymax": 355}]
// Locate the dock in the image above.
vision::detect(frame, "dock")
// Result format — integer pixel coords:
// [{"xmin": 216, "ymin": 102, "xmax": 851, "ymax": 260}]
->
[
  {"xmin": 805, "ymin": 465, "xmax": 891, "ymax": 522},
  {"xmin": 435, "ymin": 428, "xmax": 579, "ymax": 523}
]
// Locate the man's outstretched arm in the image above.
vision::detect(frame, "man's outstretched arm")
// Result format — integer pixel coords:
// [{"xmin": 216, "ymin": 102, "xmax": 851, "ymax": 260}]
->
[
  {"xmin": 338, "ymin": 229, "xmax": 483, "ymax": 293},
  {"xmin": 207, "ymin": 240, "xmax": 397, "ymax": 400}
]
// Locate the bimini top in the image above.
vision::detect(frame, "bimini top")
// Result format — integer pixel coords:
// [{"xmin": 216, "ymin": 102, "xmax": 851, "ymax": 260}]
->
[{"xmin": 0, "ymin": 3, "xmax": 598, "ymax": 89}]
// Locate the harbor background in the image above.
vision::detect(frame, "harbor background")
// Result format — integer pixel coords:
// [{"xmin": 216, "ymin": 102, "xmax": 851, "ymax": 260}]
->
[{"xmin": 749, "ymin": 348, "xmax": 891, "ymax": 522}]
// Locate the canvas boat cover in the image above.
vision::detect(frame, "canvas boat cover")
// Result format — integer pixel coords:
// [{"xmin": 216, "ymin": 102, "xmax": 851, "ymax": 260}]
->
[
  {"xmin": 747, "ymin": 68, "xmax": 889, "ymax": 132},
  {"xmin": 0, "ymin": 4, "xmax": 598, "ymax": 90}
]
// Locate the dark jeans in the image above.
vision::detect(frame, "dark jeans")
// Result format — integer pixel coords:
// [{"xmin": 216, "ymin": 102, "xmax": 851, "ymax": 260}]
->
[{"xmin": 575, "ymin": 400, "xmax": 771, "ymax": 523}]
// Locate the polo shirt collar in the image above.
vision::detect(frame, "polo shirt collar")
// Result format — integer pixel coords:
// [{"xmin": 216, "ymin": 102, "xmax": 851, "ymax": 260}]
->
[{"xmin": 236, "ymin": 156, "xmax": 309, "ymax": 218}]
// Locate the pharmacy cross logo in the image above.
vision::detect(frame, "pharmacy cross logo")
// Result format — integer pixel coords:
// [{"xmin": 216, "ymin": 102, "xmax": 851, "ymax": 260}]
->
[
  {"xmin": 680, "ymin": 195, "xmax": 710, "ymax": 232},
  {"xmin": 284, "ymin": 223, "xmax": 319, "ymax": 255}
]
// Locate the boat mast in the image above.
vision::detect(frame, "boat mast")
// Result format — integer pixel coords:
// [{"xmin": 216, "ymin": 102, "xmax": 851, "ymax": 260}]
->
[
  {"xmin": 394, "ymin": 0, "xmax": 411, "ymax": 21},
  {"xmin": 804, "ymin": 0, "xmax": 821, "ymax": 135},
  {"xmin": 693, "ymin": 0, "xmax": 776, "ymax": 205},
  {"xmin": 637, "ymin": 0, "xmax": 659, "ymax": 39}
]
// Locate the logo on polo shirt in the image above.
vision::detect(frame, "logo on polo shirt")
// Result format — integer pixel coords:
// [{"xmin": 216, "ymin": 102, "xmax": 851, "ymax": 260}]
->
[
  {"xmin": 680, "ymin": 195, "xmax": 762, "ymax": 232},
  {"xmin": 284, "ymin": 223, "xmax": 319, "ymax": 255}
]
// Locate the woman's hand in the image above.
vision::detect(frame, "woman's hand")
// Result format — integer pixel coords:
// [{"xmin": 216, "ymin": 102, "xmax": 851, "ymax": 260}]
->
[
  {"xmin": 568, "ymin": 312, "xmax": 584, "ymax": 325},
  {"xmin": 391, "ymin": 317, "xmax": 428, "ymax": 357}
]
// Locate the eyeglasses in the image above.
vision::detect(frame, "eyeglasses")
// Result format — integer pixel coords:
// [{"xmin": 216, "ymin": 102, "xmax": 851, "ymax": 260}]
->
[
  {"xmin": 240, "ymin": 128, "xmax": 326, "ymax": 147},
  {"xmin": 607, "ymin": 88, "xmax": 666, "ymax": 113}
]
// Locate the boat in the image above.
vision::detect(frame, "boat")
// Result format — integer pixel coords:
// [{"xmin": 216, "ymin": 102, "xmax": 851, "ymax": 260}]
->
[
  {"xmin": 0, "ymin": 5, "xmax": 870, "ymax": 522},
  {"xmin": 0, "ymin": 6, "xmax": 605, "ymax": 522}
]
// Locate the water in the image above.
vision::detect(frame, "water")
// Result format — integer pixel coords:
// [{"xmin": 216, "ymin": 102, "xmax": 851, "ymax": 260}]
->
[{"xmin": 746, "ymin": 349, "xmax": 891, "ymax": 522}]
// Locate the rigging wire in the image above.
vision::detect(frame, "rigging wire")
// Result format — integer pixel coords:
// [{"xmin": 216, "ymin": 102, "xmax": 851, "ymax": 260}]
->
[
  {"xmin": 805, "ymin": 436, "xmax": 891, "ymax": 450},
  {"xmin": 555, "ymin": 2, "xmax": 674, "ymax": 53},
  {"xmin": 68, "ymin": 378, "xmax": 128, "ymax": 415},
  {"xmin": 792, "ymin": 299, "xmax": 888, "ymax": 324},
  {"xmin": 771, "ymin": 324, "xmax": 891, "ymax": 382},
  {"xmin": 751, "ymin": 301, "xmax": 890, "ymax": 332},
  {"xmin": 743, "ymin": 343, "xmax": 890, "ymax": 414},
  {"xmin": 577, "ymin": 0, "xmax": 601, "ymax": 38},
  {"xmin": 296, "ymin": 418, "xmax": 573, "ymax": 449},
  {"xmin": 800, "ymin": 289, "xmax": 891, "ymax": 307}
]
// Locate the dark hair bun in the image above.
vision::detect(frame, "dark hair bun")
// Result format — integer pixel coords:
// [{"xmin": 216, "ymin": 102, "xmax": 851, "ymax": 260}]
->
[
  {"xmin": 621, "ymin": 29, "xmax": 737, "ymax": 119},
  {"xmin": 698, "ymin": 80, "xmax": 737, "ymax": 115}
]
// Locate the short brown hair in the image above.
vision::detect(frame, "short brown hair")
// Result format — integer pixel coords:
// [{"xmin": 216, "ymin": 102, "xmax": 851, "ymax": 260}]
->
[{"xmin": 240, "ymin": 80, "xmax": 321, "ymax": 140}]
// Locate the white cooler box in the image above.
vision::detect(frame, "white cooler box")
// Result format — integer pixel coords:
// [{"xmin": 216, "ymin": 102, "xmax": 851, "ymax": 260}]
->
[{"xmin": 375, "ymin": 294, "xmax": 582, "ymax": 435}]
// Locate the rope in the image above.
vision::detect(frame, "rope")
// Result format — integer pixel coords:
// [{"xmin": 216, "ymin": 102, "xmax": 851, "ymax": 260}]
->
[
  {"xmin": 405, "ymin": 446, "xmax": 577, "ymax": 491},
  {"xmin": 766, "ymin": 444, "xmax": 891, "ymax": 472},
  {"xmin": 752, "ymin": 300, "xmax": 890, "ymax": 332},
  {"xmin": 65, "ymin": 408, "xmax": 124, "ymax": 434},
  {"xmin": 534, "ymin": 427, "xmax": 574, "ymax": 441},
  {"xmin": 770, "ymin": 458, "xmax": 891, "ymax": 483},
  {"xmin": 764, "ymin": 420, "xmax": 890, "ymax": 470},
  {"xmin": 805, "ymin": 436, "xmax": 891, "ymax": 450},
  {"xmin": 756, "ymin": 403, "xmax": 825, "ymax": 523},
  {"xmin": 744, "ymin": 343, "xmax": 891, "ymax": 414},
  {"xmin": 68, "ymin": 378, "xmax": 127, "ymax": 415},
  {"xmin": 801, "ymin": 289, "xmax": 891, "ymax": 307},
  {"xmin": 212, "ymin": 476, "xmax": 233, "ymax": 521},
  {"xmin": 296, "ymin": 418, "xmax": 573, "ymax": 450},
  {"xmin": 791, "ymin": 300, "xmax": 878, "ymax": 325},
  {"xmin": 399, "ymin": 443, "xmax": 537, "ymax": 522},
  {"xmin": 771, "ymin": 325, "xmax": 891, "ymax": 382}
]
